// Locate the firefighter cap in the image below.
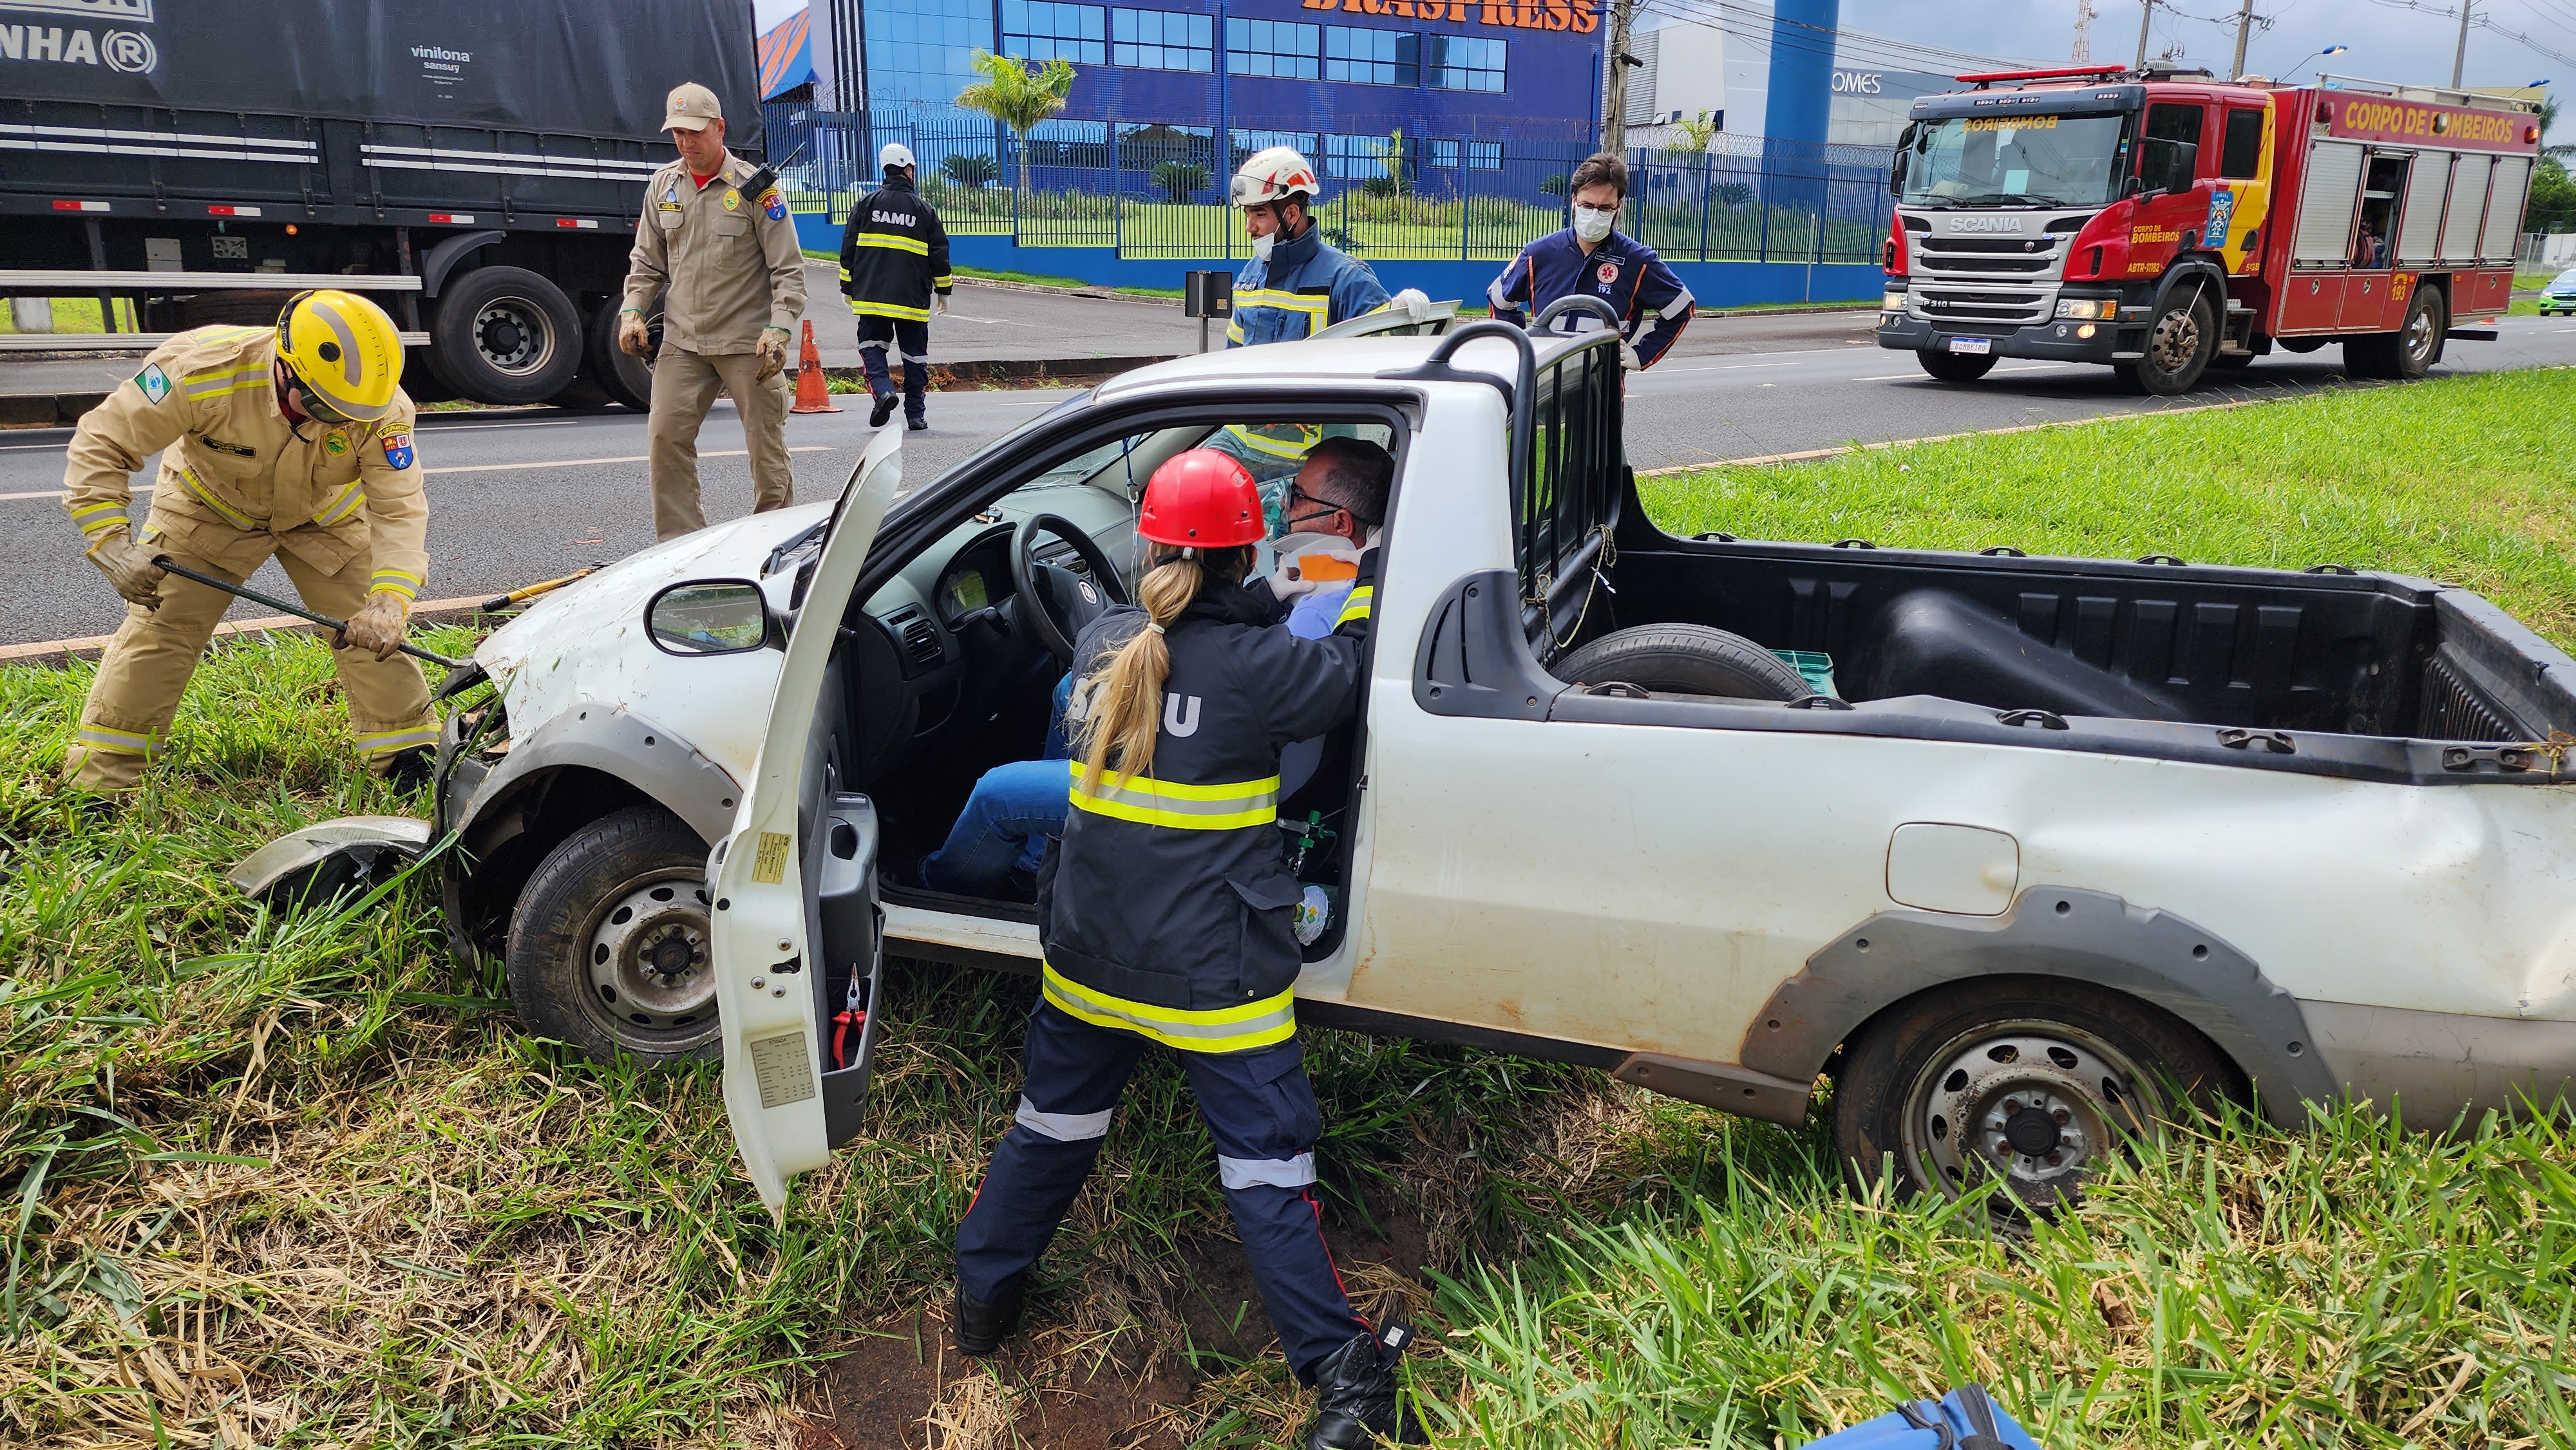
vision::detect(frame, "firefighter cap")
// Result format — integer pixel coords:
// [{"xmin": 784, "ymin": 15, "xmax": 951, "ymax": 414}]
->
[
  {"xmin": 274, "ymin": 290, "xmax": 403, "ymax": 424},
  {"xmin": 663, "ymin": 82, "xmax": 723, "ymax": 132}
]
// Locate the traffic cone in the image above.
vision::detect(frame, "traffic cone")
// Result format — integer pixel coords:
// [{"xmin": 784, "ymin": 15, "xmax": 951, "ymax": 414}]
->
[{"xmin": 790, "ymin": 319, "xmax": 841, "ymax": 413}]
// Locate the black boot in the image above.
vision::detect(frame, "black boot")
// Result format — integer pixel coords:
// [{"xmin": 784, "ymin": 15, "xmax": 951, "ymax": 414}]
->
[
  {"xmin": 869, "ymin": 390, "xmax": 898, "ymax": 428},
  {"xmin": 1304, "ymin": 1323, "xmax": 1423, "ymax": 1449},
  {"xmin": 952, "ymin": 1273, "xmax": 1025, "ymax": 1357}
]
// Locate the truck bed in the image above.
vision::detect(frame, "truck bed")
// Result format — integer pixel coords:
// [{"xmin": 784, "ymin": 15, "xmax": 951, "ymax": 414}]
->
[{"xmin": 1602, "ymin": 522, "xmax": 2576, "ymax": 748}]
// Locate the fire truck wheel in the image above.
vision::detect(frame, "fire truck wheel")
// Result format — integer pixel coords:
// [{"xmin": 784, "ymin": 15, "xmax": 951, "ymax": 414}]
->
[
  {"xmin": 2132, "ymin": 288, "xmax": 2215, "ymax": 395},
  {"xmin": 1915, "ymin": 349, "xmax": 1996, "ymax": 382}
]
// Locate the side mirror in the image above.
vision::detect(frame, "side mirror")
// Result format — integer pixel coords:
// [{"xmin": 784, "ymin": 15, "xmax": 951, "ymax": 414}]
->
[
  {"xmin": 1889, "ymin": 150, "xmax": 1908, "ymax": 196},
  {"xmin": 647, "ymin": 579, "xmax": 773, "ymax": 655},
  {"xmin": 2168, "ymin": 140, "xmax": 2199, "ymax": 191}
]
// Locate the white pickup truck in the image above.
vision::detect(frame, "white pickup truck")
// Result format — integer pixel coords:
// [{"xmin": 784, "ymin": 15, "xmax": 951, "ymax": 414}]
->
[{"xmin": 266, "ymin": 319, "xmax": 2576, "ymax": 1218}]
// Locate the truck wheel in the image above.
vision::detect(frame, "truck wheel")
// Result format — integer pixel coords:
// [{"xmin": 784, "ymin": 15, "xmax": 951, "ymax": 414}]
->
[
  {"xmin": 1551, "ymin": 624, "xmax": 1813, "ymax": 700},
  {"xmin": 505, "ymin": 805, "xmax": 718, "ymax": 1066},
  {"xmin": 1915, "ymin": 350, "xmax": 1995, "ymax": 382},
  {"xmin": 2394, "ymin": 286, "xmax": 2447, "ymax": 377},
  {"xmin": 426, "ymin": 266, "xmax": 583, "ymax": 406},
  {"xmin": 1832, "ymin": 975, "xmax": 2244, "ymax": 1223},
  {"xmin": 584, "ymin": 296, "xmax": 658, "ymax": 411},
  {"xmin": 2130, "ymin": 288, "xmax": 2216, "ymax": 395}
]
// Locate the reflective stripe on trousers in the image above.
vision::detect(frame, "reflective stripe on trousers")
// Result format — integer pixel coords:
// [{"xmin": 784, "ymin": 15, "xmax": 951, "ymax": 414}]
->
[{"xmin": 1041, "ymin": 961, "xmax": 1295, "ymax": 1054}]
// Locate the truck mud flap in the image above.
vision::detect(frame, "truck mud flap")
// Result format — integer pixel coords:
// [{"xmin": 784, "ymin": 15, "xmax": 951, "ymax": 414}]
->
[{"xmin": 229, "ymin": 815, "xmax": 433, "ymax": 909}]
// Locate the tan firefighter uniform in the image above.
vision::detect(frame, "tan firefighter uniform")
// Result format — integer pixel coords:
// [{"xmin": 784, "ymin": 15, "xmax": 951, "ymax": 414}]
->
[
  {"xmin": 623, "ymin": 135, "xmax": 809, "ymax": 541},
  {"xmin": 61, "ymin": 325, "xmax": 437, "ymax": 792}
]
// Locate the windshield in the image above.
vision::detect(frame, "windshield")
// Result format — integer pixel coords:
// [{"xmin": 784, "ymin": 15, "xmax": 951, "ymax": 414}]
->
[
  {"xmin": 2554, "ymin": 270, "xmax": 2576, "ymax": 291},
  {"xmin": 1902, "ymin": 111, "xmax": 2134, "ymax": 209}
]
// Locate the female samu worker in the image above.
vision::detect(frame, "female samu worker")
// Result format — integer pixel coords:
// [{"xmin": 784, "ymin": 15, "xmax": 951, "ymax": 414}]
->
[{"xmin": 951, "ymin": 448, "xmax": 1419, "ymax": 1449}]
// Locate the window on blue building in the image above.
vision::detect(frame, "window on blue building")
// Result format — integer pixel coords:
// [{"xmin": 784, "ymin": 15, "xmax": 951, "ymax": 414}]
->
[
  {"xmin": 1001, "ymin": 0, "xmax": 1106, "ymax": 64},
  {"xmin": 863, "ymin": 0, "xmax": 996, "ymax": 105},
  {"xmin": 1111, "ymin": 8, "xmax": 1211, "ymax": 71},
  {"xmin": 1425, "ymin": 138, "xmax": 1461, "ymax": 169},
  {"xmin": 1324, "ymin": 25, "xmax": 1416, "ymax": 86},
  {"xmin": 1426, "ymin": 33, "xmax": 1505, "ymax": 92},
  {"xmin": 1228, "ymin": 128, "xmax": 1321, "ymax": 170},
  {"xmin": 1323, "ymin": 132, "xmax": 1392, "ymax": 180},
  {"xmin": 1466, "ymin": 139, "xmax": 1502, "ymax": 170},
  {"xmin": 1225, "ymin": 18, "xmax": 1320, "ymax": 79}
]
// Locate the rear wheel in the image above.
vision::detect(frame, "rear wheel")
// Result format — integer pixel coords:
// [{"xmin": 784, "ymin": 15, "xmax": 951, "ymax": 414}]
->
[
  {"xmin": 1832, "ymin": 975, "xmax": 2243, "ymax": 1223},
  {"xmin": 583, "ymin": 295, "xmax": 659, "ymax": 411},
  {"xmin": 1552, "ymin": 623, "xmax": 1814, "ymax": 700},
  {"xmin": 505, "ymin": 805, "xmax": 718, "ymax": 1066},
  {"xmin": 426, "ymin": 265, "xmax": 583, "ymax": 405},
  {"xmin": 1916, "ymin": 349, "xmax": 1996, "ymax": 382}
]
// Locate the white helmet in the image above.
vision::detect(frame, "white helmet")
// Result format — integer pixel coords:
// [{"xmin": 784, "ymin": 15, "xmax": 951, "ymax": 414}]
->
[
  {"xmin": 880, "ymin": 142, "xmax": 917, "ymax": 171},
  {"xmin": 1229, "ymin": 145, "xmax": 1320, "ymax": 209}
]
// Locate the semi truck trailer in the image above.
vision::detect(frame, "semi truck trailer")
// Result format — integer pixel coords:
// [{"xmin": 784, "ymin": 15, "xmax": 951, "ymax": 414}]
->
[
  {"xmin": 1878, "ymin": 66, "xmax": 2543, "ymax": 393},
  {"xmin": 0, "ymin": 0, "xmax": 764, "ymax": 408}
]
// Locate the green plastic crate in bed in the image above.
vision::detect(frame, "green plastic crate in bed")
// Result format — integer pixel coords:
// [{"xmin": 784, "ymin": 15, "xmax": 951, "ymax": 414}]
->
[{"xmin": 1771, "ymin": 650, "xmax": 1839, "ymax": 699}]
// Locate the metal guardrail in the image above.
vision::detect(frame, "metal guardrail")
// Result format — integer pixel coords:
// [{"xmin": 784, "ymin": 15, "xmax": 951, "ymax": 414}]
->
[
  {"xmin": 0, "ymin": 270, "xmax": 424, "ymax": 294},
  {"xmin": 0, "ymin": 330, "xmax": 430, "ymax": 355}
]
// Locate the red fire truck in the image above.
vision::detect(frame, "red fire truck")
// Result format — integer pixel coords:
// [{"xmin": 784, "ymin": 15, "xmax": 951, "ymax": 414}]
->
[{"xmin": 1877, "ymin": 66, "xmax": 2544, "ymax": 393}]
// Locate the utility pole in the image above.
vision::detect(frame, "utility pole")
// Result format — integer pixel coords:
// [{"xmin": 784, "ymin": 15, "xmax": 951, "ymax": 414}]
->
[
  {"xmin": 2230, "ymin": 0, "xmax": 2257, "ymax": 80},
  {"xmin": 2072, "ymin": 0, "xmax": 2098, "ymax": 62},
  {"xmin": 1604, "ymin": 0, "xmax": 1636, "ymax": 155},
  {"xmin": 2134, "ymin": 0, "xmax": 2154, "ymax": 71},
  {"xmin": 2450, "ymin": 0, "xmax": 2471, "ymax": 88}
]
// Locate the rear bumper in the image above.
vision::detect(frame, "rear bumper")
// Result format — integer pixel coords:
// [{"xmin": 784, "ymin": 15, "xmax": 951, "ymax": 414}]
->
[{"xmin": 1877, "ymin": 312, "xmax": 2129, "ymax": 362}]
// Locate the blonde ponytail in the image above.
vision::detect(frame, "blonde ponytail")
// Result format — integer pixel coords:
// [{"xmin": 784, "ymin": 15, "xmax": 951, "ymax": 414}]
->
[{"xmin": 1072, "ymin": 543, "xmax": 1251, "ymax": 790}]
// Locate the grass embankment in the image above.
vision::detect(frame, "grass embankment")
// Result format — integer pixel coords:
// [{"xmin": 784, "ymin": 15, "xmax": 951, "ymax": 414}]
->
[{"xmin": 5, "ymin": 370, "xmax": 2575, "ymax": 1448}]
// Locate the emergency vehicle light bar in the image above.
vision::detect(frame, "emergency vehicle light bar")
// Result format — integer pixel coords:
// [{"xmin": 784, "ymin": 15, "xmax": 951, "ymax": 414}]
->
[{"xmin": 1956, "ymin": 64, "xmax": 2130, "ymax": 88}]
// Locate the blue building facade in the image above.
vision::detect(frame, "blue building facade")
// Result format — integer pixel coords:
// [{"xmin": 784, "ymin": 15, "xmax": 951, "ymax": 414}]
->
[{"xmin": 810, "ymin": 0, "xmax": 1604, "ymax": 150}]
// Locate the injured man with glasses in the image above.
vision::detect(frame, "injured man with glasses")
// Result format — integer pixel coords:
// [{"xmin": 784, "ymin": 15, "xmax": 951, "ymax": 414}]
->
[{"xmin": 893, "ymin": 433, "xmax": 1394, "ymax": 905}]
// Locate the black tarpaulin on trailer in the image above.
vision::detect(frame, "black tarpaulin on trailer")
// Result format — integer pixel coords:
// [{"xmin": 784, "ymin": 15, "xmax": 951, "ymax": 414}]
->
[{"xmin": 0, "ymin": 0, "xmax": 764, "ymax": 149}]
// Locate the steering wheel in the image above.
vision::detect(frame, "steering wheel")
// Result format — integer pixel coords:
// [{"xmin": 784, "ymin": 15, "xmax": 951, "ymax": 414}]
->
[{"xmin": 1010, "ymin": 513, "xmax": 1132, "ymax": 668}]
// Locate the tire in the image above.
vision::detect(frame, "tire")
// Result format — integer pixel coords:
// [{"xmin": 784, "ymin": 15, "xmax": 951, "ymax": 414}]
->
[
  {"xmin": 1551, "ymin": 623, "xmax": 1813, "ymax": 701},
  {"xmin": 400, "ymin": 346, "xmax": 456, "ymax": 404},
  {"xmin": 2342, "ymin": 288, "xmax": 2445, "ymax": 382},
  {"xmin": 1832, "ymin": 975, "xmax": 2244, "ymax": 1223},
  {"xmin": 1915, "ymin": 349, "xmax": 1996, "ymax": 382},
  {"xmin": 424, "ymin": 265, "xmax": 583, "ymax": 406},
  {"xmin": 2131, "ymin": 287, "xmax": 2216, "ymax": 395},
  {"xmin": 583, "ymin": 295, "xmax": 658, "ymax": 411},
  {"xmin": 504, "ymin": 805, "xmax": 719, "ymax": 1066}
]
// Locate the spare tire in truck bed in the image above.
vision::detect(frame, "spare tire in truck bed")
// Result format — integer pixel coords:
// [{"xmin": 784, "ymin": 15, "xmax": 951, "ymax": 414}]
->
[{"xmin": 1551, "ymin": 624, "xmax": 1814, "ymax": 700}]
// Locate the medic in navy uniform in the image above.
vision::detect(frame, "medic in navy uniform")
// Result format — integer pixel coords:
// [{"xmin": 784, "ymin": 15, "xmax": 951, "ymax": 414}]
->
[
  {"xmin": 1488, "ymin": 150, "xmax": 1694, "ymax": 370},
  {"xmin": 950, "ymin": 448, "xmax": 1421, "ymax": 1450}
]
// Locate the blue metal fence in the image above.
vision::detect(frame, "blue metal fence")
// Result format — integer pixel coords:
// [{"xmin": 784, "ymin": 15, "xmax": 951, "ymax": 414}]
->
[{"xmin": 764, "ymin": 102, "xmax": 1893, "ymax": 265}]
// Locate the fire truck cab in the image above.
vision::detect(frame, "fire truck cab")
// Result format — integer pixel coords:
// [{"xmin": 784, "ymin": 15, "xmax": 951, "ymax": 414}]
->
[{"xmin": 1878, "ymin": 66, "xmax": 2543, "ymax": 394}]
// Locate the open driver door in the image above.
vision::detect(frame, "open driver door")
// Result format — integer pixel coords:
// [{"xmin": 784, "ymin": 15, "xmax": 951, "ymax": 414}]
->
[{"xmin": 713, "ymin": 426, "xmax": 904, "ymax": 1220}]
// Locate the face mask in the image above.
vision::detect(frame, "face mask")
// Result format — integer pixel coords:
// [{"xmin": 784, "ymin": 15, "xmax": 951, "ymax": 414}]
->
[
  {"xmin": 1251, "ymin": 231, "xmax": 1276, "ymax": 264},
  {"xmin": 1269, "ymin": 531, "xmax": 1361, "ymax": 598},
  {"xmin": 1571, "ymin": 205, "xmax": 1615, "ymax": 242}
]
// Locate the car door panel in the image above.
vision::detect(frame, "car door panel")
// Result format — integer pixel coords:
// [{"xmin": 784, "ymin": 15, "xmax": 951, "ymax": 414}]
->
[{"xmin": 716, "ymin": 426, "xmax": 904, "ymax": 1219}]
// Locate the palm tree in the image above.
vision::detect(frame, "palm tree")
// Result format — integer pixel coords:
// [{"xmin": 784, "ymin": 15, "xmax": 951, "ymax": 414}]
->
[
  {"xmin": 956, "ymin": 51, "xmax": 1076, "ymax": 199},
  {"xmin": 2541, "ymin": 93, "xmax": 2572, "ymax": 164}
]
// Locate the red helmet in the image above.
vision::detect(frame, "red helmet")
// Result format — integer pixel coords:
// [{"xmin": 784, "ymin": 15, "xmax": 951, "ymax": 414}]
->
[{"xmin": 1137, "ymin": 448, "xmax": 1265, "ymax": 548}]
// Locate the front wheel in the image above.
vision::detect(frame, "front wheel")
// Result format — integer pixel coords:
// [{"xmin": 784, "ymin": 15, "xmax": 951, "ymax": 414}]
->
[
  {"xmin": 505, "ymin": 805, "xmax": 719, "ymax": 1066},
  {"xmin": 1832, "ymin": 975, "xmax": 2244, "ymax": 1222},
  {"xmin": 2130, "ymin": 287, "xmax": 2216, "ymax": 394},
  {"xmin": 1916, "ymin": 349, "xmax": 1996, "ymax": 382}
]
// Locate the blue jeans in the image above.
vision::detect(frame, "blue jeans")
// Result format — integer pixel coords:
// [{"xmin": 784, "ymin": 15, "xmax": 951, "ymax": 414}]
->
[{"xmin": 922, "ymin": 673, "xmax": 1076, "ymax": 894}]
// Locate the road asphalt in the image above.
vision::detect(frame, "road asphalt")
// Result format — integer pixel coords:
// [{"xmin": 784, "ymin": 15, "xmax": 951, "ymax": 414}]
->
[{"xmin": 6, "ymin": 303, "xmax": 2575, "ymax": 648}]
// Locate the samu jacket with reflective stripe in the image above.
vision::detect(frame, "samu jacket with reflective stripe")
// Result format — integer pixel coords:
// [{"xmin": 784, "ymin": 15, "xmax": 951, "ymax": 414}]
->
[
  {"xmin": 1224, "ymin": 223, "xmax": 1388, "ymax": 346},
  {"xmin": 61, "ymin": 326, "xmax": 427, "ymax": 588},
  {"xmin": 838, "ymin": 176, "xmax": 953, "ymax": 322},
  {"xmin": 1487, "ymin": 226, "xmax": 1694, "ymax": 368},
  {"xmin": 1036, "ymin": 575, "xmax": 1373, "ymax": 1039}
]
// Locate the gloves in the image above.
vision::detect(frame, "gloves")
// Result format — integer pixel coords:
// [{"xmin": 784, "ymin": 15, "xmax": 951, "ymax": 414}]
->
[
  {"xmin": 339, "ymin": 589, "xmax": 411, "ymax": 661},
  {"xmin": 1390, "ymin": 287, "xmax": 1430, "ymax": 323},
  {"xmin": 617, "ymin": 310, "xmax": 652, "ymax": 358},
  {"xmin": 86, "ymin": 528, "xmax": 166, "ymax": 610},
  {"xmin": 1619, "ymin": 339, "xmax": 1644, "ymax": 371},
  {"xmin": 935, "ymin": 292, "xmax": 951, "ymax": 317},
  {"xmin": 753, "ymin": 326, "xmax": 790, "ymax": 382}
]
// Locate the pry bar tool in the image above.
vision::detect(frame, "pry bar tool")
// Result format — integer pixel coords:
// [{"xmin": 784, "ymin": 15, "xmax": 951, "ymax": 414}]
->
[{"xmin": 150, "ymin": 555, "xmax": 472, "ymax": 670}]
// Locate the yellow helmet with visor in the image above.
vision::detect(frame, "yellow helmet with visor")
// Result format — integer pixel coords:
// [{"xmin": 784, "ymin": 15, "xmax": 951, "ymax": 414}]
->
[{"xmin": 274, "ymin": 289, "xmax": 403, "ymax": 424}]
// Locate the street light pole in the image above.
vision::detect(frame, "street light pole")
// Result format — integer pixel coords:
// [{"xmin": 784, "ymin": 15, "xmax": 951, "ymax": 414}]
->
[
  {"xmin": 2452, "ymin": 0, "xmax": 2472, "ymax": 88},
  {"xmin": 2230, "ymin": 0, "xmax": 2257, "ymax": 81},
  {"xmin": 2135, "ymin": 0, "xmax": 2154, "ymax": 71},
  {"xmin": 1605, "ymin": 0, "xmax": 1636, "ymax": 155}
]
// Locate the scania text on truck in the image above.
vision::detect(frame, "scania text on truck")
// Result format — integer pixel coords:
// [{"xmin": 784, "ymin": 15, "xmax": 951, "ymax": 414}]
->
[
  {"xmin": 1878, "ymin": 66, "xmax": 2543, "ymax": 393},
  {"xmin": 0, "ymin": 0, "xmax": 763, "ymax": 409}
]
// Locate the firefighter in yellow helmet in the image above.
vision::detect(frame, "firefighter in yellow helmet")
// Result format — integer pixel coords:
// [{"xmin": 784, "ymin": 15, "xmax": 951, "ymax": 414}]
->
[{"xmin": 59, "ymin": 289, "xmax": 440, "ymax": 797}]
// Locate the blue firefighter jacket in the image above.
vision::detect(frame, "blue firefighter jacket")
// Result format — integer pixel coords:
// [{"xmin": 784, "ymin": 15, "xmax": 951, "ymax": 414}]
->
[
  {"xmin": 1226, "ymin": 223, "xmax": 1389, "ymax": 347},
  {"xmin": 1488, "ymin": 227, "xmax": 1696, "ymax": 368}
]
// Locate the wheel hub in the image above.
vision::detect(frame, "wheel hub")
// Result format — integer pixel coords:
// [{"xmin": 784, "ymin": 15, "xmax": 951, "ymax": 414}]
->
[
  {"xmin": 2149, "ymin": 306, "xmax": 2201, "ymax": 372},
  {"xmin": 475, "ymin": 302, "xmax": 544, "ymax": 373},
  {"xmin": 1900, "ymin": 1023, "xmax": 2163, "ymax": 1215},
  {"xmin": 585, "ymin": 874, "xmax": 714, "ymax": 1031}
]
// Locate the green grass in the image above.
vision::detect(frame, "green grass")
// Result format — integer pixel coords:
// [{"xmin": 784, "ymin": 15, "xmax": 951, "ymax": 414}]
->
[
  {"xmin": 1640, "ymin": 365, "xmax": 2576, "ymax": 650},
  {"xmin": 6, "ymin": 369, "xmax": 2576, "ymax": 1446},
  {"xmin": 0, "ymin": 297, "xmax": 143, "ymax": 335}
]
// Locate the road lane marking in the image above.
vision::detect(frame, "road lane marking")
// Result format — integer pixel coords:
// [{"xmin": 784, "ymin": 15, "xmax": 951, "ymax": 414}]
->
[{"xmin": 0, "ymin": 446, "xmax": 833, "ymax": 502}]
